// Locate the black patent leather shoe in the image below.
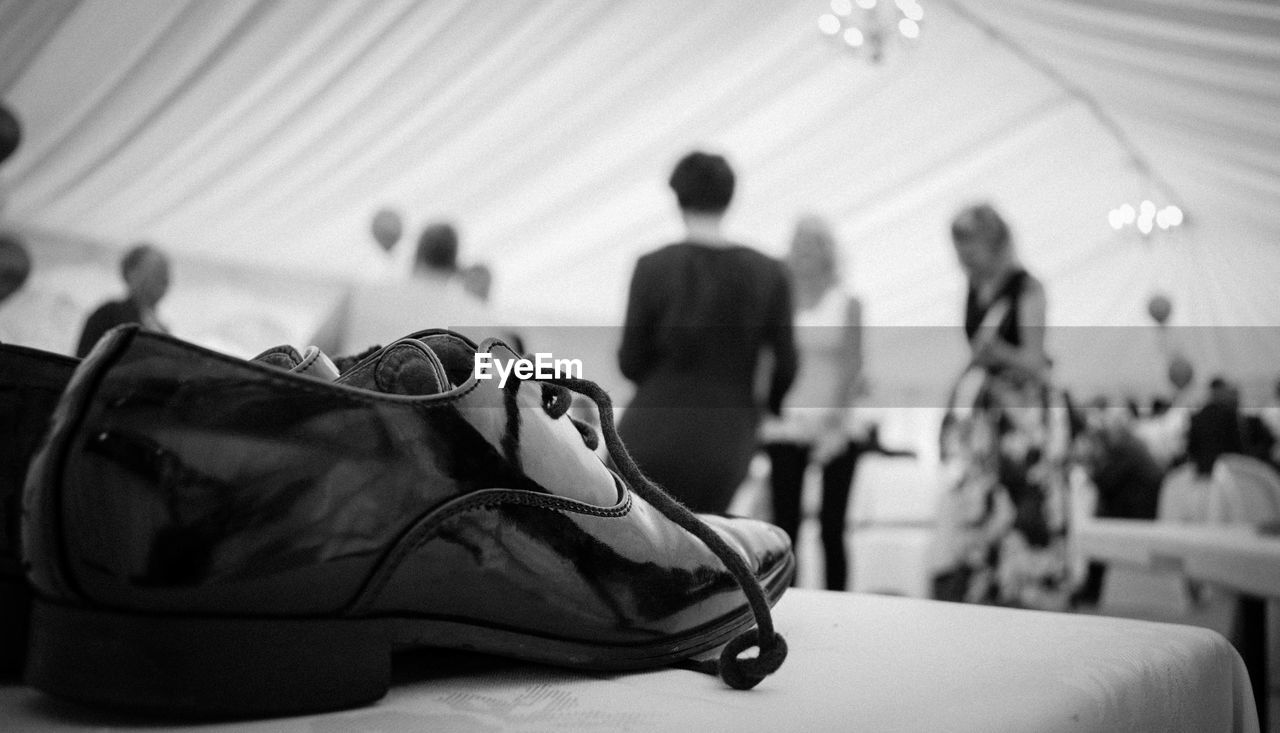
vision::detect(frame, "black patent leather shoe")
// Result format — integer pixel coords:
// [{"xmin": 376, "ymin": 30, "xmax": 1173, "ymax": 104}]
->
[
  {"xmin": 0, "ymin": 343, "xmax": 78, "ymax": 676},
  {"xmin": 0, "ymin": 340, "xmax": 338, "ymax": 678},
  {"xmin": 22, "ymin": 326, "xmax": 793, "ymax": 717}
]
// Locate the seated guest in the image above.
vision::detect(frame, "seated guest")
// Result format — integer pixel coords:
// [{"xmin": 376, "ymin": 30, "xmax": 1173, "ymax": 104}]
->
[
  {"xmin": 1091, "ymin": 426, "xmax": 1164, "ymax": 519},
  {"xmin": 1240, "ymin": 415, "xmax": 1275, "ymax": 469},
  {"xmin": 1131, "ymin": 396, "xmax": 1186, "ymax": 471},
  {"xmin": 1069, "ymin": 419, "xmax": 1164, "ymax": 606},
  {"xmin": 76, "ymin": 244, "xmax": 171, "ymax": 357},
  {"xmin": 1236, "ymin": 385, "xmax": 1276, "ymax": 469},
  {"xmin": 1185, "ymin": 376, "xmax": 1243, "ymax": 476}
]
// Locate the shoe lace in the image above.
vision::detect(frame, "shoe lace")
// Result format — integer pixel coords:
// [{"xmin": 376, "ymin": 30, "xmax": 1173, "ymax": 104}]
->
[{"xmin": 501, "ymin": 376, "xmax": 788, "ymax": 690}]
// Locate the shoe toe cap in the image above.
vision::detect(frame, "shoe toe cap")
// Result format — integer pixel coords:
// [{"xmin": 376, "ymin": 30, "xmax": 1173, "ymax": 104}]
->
[{"xmin": 696, "ymin": 514, "xmax": 792, "ymax": 577}]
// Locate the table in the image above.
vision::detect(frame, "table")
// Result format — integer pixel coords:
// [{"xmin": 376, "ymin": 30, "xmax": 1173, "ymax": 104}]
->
[
  {"xmin": 1075, "ymin": 518, "xmax": 1279, "ymax": 730},
  {"xmin": 0, "ymin": 589, "xmax": 1256, "ymax": 732},
  {"xmin": 1074, "ymin": 519, "xmax": 1280, "ymax": 599}
]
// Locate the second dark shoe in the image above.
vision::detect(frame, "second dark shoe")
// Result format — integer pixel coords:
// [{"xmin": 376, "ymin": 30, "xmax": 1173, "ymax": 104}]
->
[
  {"xmin": 0, "ymin": 343, "xmax": 78, "ymax": 676},
  {"xmin": 23, "ymin": 327, "xmax": 793, "ymax": 717}
]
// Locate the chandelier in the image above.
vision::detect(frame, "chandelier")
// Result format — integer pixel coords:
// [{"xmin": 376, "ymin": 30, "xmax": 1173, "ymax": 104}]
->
[
  {"xmin": 818, "ymin": 0, "xmax": 925, "ymax": 64},
  {"xmin": 1108, "ymin": 200, "xmax": 1184, "ymax": 236}
]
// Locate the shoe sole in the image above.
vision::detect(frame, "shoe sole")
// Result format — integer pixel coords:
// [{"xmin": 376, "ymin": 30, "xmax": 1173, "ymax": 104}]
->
[{"xmin": 25, "ymin": 552, "xmax": 795, "ymax": 718}]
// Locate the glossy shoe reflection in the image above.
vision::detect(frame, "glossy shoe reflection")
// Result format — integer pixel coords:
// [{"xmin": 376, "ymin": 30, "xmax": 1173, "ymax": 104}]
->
[
  {"xmin": 23, "ymin": 327, "xmax": 793, "ymax": 718},
  {"xmin": 0, "ymin": 339, "xmax": 343, "ymax": 678}
]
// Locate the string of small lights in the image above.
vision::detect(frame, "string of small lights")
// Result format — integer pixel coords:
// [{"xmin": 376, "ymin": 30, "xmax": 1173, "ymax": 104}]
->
[{"xmin": 817, "ymin": 0, "xmax": 925, "ymax": 64}]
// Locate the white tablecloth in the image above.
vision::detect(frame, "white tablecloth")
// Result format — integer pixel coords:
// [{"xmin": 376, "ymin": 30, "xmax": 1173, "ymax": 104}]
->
[
  {"xmin": 0, "ymin": 589, "xmax": 1257, "ymax": 732},
  {"xmin": 1075, "ymin": 518, "xmax": 1280, "ymax": 599}
]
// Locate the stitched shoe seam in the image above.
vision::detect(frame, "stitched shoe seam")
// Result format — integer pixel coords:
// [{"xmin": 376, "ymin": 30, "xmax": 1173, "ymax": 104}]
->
[
  {"xmin": 133, "ymin": 332, "xmax": 484, "ymax": 408},
  {"xmin": 351, "ymin": 489, "xmax": 633, "ymax": 614}
]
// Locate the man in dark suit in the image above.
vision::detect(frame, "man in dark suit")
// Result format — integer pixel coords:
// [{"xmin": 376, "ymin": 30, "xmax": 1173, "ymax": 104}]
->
[{"xmin": 76, "ymin": 244, "xmax": 171, "ymax": 357}]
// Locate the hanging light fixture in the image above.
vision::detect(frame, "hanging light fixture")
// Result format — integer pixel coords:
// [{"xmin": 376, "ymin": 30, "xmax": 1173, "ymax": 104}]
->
[
  {"xmin": 1108, "ymin": 200, "xmax": 1184, "ymax": 236},
  {"xmin": 817, "ymin": 0, "xmax": 925, "ymax": 63}
]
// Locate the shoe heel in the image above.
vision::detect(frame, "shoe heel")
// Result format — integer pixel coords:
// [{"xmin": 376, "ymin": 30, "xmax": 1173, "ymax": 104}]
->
[{"xmin": 25, "ymin": 599, "xmax": 390, "ymax": 718}]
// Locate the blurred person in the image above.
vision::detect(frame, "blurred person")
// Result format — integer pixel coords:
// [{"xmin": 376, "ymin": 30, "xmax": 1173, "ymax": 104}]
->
[
  {"xmin": 1236, "ymin": 384, "xmax": 1277, "ymax": 468},
  {"xmin": 0, "ymin": 233, "xmax": 31, "ymax": 310},
  {"xmin": 462, "ymin": 262, "xmax": 493, "ymax": 303},
  {"xmin": 1068, "ymin": 417, "xmax": 1163, "ymax": 607},
  {"xmin": 1131, "ymin": 396, "xmax": 1187, "ymax": 470},
  {"xmin": 414, "ymin": 221, "xmax": 460, "ymax": 278},
  {"xmin": 1261, "ymin": 377, "xmax": 1280, "ymax": 466},
  {"xmin": 76, "ymin": 244, "xmax": 170, "ymax": 357},
  {"xmin": 1126, "ymin": 394, "xmax": 1146, "ymax": 417},
  {"xmin": 617, "ymin": 151, "xmax": 797, "ymax": 513},
  {"xmin": 0, "ymin": 102, "xmax": 20, "ymax": 214},
  {"xmin": 760, "ymin": 215, "xmax": 864, "ymax": 590},
  {"xmin": 311, "ymin": 220, "xmax": 495, "ymax": 357},
  {"xmin": 1184, "ymin": 376, "xmax": 1244, "ymax": 476},
  {"xmin": 0, "ymin": 103, "xmax": 18, "ymax": 165},
  {"xmin": 0, "ymin": 105, "xmax": 27, "ymax": 316},
  {"xmin": 930, "ymin": 203, "xmax": 1068, "ymax": 608},
  {"xmin": 0, "ymin": 233, "xmax": 35, "ymax": 346},
  {"xmin": 0, "ymin": 105, "xmax": 73, "ymax": 352}
]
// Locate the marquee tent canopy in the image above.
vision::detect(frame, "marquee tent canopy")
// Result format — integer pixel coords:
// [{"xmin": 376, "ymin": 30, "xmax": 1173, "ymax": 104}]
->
[{"xmin": 1, "ymin": 0, "xmax": 1278, "ymax": 401}]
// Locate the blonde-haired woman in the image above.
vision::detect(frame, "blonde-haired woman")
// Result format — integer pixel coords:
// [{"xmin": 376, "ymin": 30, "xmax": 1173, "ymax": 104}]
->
[
  {"xmin": 762, "ymin": 215, "xmax": 864, "ymax": 590},
  {"xmin": 932, "ymin": 203, "xmax": 1068, "ymax": 608}
]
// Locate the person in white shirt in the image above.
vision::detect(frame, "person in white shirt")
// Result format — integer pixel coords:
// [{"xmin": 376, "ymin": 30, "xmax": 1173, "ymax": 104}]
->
[
  {"xmin": 310, "ymin": 221, "xmax": 497, "ymax": 358},
  {"xmin": 761, "ymin": 215, "xmax": 864, "ymax": 590}
]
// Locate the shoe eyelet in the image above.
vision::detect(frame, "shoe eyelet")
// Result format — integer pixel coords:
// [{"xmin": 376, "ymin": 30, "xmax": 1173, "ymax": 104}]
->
[{"xmin": 541, "ymin": 383, "xmax": 570, "ymax": 418}]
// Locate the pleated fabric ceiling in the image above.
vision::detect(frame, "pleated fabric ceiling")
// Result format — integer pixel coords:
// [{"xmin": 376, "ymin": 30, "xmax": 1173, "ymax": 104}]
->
[{"xmin": 1, "ymin": 0, "xmax": 1277, "ymax": 395}]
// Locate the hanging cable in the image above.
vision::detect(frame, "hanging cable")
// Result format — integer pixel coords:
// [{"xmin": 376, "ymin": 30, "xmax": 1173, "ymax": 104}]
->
[{"xmin": 936, "ymin": 0, "xmax": 1188, "ymax": 211}]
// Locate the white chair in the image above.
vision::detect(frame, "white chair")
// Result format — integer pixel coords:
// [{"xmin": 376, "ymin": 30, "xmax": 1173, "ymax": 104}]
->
[
  {"xmin": 1211, "ymin": 453, "xmax": 1280, "ymax": 523},
  {"xmin": 1097, "ymin": 462, "xmax": 1236, "ymax": 637},
  {"xmin": 1156, "ymin": 463, "xmax": 1214, "ymax": 523}
]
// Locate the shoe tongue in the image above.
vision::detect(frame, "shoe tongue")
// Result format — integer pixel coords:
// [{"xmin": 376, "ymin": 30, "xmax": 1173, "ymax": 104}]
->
[
  {"xmin": 252, "ymin": 344, "xmax": 303, "ymax": 370},
  {"xmin": 251, "ymin": 345, "xmax": 340, "ymax": 382},
  {"xmin": 337, "ymin": 338, "xmax": 450, "ymax": 396},
  {"xmin": 292, "ymin": 346, "xmax": 340, "ymax": 381}
]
